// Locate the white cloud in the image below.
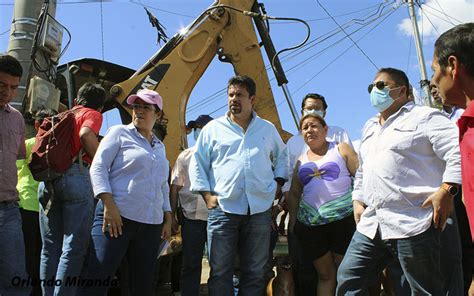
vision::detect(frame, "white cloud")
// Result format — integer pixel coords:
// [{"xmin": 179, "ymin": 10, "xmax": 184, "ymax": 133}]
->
[{"xmin": 398, "ymin": 0, "xmax": 474, "ymax": 39}]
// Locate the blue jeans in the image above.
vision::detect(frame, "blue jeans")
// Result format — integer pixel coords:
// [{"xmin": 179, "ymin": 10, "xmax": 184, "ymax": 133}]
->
[
  {"xmin": 77, "ymin": 200, "xmax": 163, "ymax": 296},
  {"xmin": 207, "ymin": 205, "xmax": 271, "ymax": 296},
  {"xmin": 389, "ymin": 211, "xmax": 464, "ymax": 295},
  {"xmin": 180, "ymin": 217, "xmax": 207, "ymax": 296},
  {"xmin": 337, "ymin": 226, "xmax": 442, "ymax": 295},
  {"xmin": 0, "ymin": 201, "xmax": 30, "ymax": 296},
  {"xmin": 39, "ymin": 164, "xmax": 94, "ymax": 296}
]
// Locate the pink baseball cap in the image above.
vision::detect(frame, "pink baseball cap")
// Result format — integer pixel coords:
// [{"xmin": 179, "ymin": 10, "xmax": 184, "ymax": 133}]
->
[{"xmin": 126, "ymin": 89, "xmax": 163, "ymax": 110}]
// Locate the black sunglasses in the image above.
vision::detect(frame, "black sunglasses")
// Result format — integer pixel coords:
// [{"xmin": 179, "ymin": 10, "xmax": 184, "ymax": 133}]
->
[{"xmin": 367, "ymin": 81, "xmax": 387, "ymax": 94}]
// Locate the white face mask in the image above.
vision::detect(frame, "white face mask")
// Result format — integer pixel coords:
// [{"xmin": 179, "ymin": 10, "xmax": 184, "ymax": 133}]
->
[
  {"xmin": 193, "ymin": 128, "xmax": 201, "ymax": 141},
  {"xmin": 303, "ymin": 109, "xmax": 325, "ymax": 118}
]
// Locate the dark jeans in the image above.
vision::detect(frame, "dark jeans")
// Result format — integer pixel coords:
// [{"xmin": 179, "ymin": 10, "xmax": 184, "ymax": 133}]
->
[
  {"xmin": 77, "ymin": 201, "xmax": 163, "ymax": 296},
  {"xmin": 390, "ymin": 211, "xmax": 464, "ymax": 295},
  {"xmin": 454, "ymin": 187, "xmax": 473, "ymax": 295},
  {"xmin": 20, "ymin": 208, "xmax": 42, "ymax": 296},
  {"xmin": 389, "ymin": 190, "xmax": 468, "ymax": 295},
  {"xmin": 207, "ymin": 206, "xmax": 271, "ymax": 296},
  {"xmin": 337, "ymin": 226, "xmax": 442, "ymax": 295},
  {"xmin": 287, "ymin": 232, "xmax": 317, "ymax": 296},
  {"xmin": 180, "ymin": 217, "xmax": 207, "ymax": 296},
  {"xmin": 0, "ymin": 201, "xmax": 30, "ymax": 296}
]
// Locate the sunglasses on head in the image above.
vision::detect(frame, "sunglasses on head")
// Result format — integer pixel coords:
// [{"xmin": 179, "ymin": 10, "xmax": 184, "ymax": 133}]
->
[{"xmin": 367, "ymin": 81, "xmax": 387, "ymax": 94}]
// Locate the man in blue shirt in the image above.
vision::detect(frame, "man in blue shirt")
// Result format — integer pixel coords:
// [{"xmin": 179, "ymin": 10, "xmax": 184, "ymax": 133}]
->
[{"xmin": 189, "ymin": 75, "xmax": 289, "ymax": 295}]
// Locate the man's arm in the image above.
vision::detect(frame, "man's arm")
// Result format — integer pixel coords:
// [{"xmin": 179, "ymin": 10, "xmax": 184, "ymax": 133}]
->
[
  {"xmin": 423, "ymin": 111, "xmax": 462, "ymax": 229},
  {"xmin": 170, "ymin": 184, "xmax": 183, "ymax": 234},
  {"xmin": 352, "ymin": 139, "xmax": 366, "ymax": 225},
  {"xmin": 79, "ymin": 126, "xmax": 100, "ymax": 159},
  {"xmin": 271, "ymin": 126, "xmax": 290, "ymax": 182},
  {"xmin": 199, "ymin": 191, "xmax": 218, "ymax": 209},
  {"xmin": 338, "ymin": 142, "xmax": 359, "ymax": 177},
  {"xmin": 17, "ymin": 116, "xmax": 26, "ymax": 160},
  {"xmin": 189, "ymin": 129, "xmax": 212, "ymax": 194}
]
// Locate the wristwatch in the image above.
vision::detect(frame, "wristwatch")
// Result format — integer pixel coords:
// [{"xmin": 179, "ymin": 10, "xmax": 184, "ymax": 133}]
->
[{"xmin": 441, "ymin": 183, "xmax": 459, "ymax": 197}]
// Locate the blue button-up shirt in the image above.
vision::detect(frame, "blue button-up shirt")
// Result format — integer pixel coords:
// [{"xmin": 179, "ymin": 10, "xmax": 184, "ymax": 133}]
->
[
  {"xmin": 189, "ymin": 112, "xmax": 289, "ymax": 215},
  {"xmin": 90, "ymin": 124, "xmax": 171, "ymax": 224}
]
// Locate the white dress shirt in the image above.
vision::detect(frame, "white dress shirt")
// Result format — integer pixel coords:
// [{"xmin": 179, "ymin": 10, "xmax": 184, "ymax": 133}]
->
[
  {"xmin": 354, "ymin": 102, "xmax": 461, "ymax": 240},
  {"xmin": 171, "ymin": 148, "xmax": 208, "ymax": 221}
]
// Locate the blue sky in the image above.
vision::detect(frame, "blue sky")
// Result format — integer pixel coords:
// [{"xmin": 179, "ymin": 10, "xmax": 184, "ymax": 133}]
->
[{"xmin": 1, "ymin": 0, "xmax": 473, "ymax": 143}]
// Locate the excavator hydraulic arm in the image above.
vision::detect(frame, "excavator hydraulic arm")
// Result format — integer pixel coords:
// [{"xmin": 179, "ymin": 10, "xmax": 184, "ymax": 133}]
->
[{"xmin": 110, "ymin": 0, "xmax": 292, "ymax": 166}]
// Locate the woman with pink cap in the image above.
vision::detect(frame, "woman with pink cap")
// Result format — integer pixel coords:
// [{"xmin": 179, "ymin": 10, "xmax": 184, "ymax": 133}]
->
[{"xmin": 78, "ymin": 89, "xmax": 172, "ymax": 296}]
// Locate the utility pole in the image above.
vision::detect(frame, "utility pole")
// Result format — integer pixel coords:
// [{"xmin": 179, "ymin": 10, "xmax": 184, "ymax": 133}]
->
[
  {"xmin": 7, "ymin": 0, "xmax": 57, "ymax": 111},
  {"xmin": 406, "ymin": 0, "xmax": 432, "ymax": 106}
]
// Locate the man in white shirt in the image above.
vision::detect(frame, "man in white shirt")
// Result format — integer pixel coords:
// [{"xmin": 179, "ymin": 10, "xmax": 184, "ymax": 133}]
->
[
  {"xmin": 170, "ymin": 114, "xmax": 213, "ymax": 296},
  {"xmin": 284, "ymin": 93, "xmax": 352, "ymax": 295},
  {"xmin": 336, "ymin": 67, "xmax": 461, "ymax": 295},
  {"xmin": 286, "ymin": 93, "xmax": 352, "ymax": 176}
]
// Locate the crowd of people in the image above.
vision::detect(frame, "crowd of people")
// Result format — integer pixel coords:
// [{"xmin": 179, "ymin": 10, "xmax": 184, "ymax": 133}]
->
[{"xmin": 0, "ymin": 22, "xmax": 473, "ymax": 296}]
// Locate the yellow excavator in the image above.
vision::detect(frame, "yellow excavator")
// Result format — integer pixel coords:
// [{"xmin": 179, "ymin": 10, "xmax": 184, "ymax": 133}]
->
[{"xmin": 56, "ymin": 0, "xmax": 304, "ymax": 166}]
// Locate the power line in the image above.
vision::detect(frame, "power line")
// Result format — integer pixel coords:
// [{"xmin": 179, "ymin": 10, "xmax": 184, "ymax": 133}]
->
[
  {"xmin": 415, "ymin": 1, "xmax": 441, "ymax": 35},
  {"xmin": 420, "ymin": 6, "xmax": 460, "ymax": 27},
  {"xmin": 279, "ymin": 0, "xmax": 395, "ymax": 64},
  {"xmin": 434, "ymin": 0, "xmax": 456, "ymax": 25},
  {"xmin": 273, "ymin": 3, "xmax": 385, "ymax": 24},
  {"xmin": 193, "ymin": 6, "xmax": 399, "ymax": 117},
  {"xmin": 316, "ymin": 0, "xmax": 379, "ymax": 70},
  {"xmin": 284, "ymin": 6, "xmax": 396, "ymax": 76},
  {"xmin": 421, "ymin": 2, "xmax": 463, "ymax": 24},
  {"xmin": 189, "ymin": 0, "xmax": 396, "ymax": 115},
  {"xmin": 1, "ymin": 1, "xmax": 113, "ymax": 4},
  {"xmin": 129, "ymin": 0, "xmax": 195, "ymax": 18},
  {"xmin": 292, "ymin": 8, "xmax": 397, "ymax": 95}
]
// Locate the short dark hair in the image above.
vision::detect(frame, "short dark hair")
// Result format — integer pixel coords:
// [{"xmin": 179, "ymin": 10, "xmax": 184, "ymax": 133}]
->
[
  {"xmin": 0, "ymin": 54, "xmax": 23, "ymax": 77},
  {"xmin": 76, "ymin": 82, "xmax": 106, "ymax": 110},
  {"xmin": 377, "ymin": 67, "xmax": 410, "ymax": 96},
  {"xmin": 299, "ymin": 113, "xmax": 327, "ymax": 130},
  {"xmin": 34, "ymin": 108, "xmax": 57, "ymax": 125},
  {"xmin": 434, "ymin": 23, "xmax": 474, "ymax": 77},
  {"xmin": 227, "ymin": 75, "xmax": 256, "ymax": 97},
  {"xmin": 301, "ymin": 93, "xmax": 328, "ymax": 110}
]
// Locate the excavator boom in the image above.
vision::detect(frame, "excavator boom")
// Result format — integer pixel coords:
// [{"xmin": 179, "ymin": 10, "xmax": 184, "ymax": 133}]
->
[{"xmin": 109, "ymin": 0, "xmax": 291, "ymax": 165}]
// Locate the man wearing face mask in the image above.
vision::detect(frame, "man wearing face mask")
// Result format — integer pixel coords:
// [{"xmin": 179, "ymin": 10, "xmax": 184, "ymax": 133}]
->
[
  {"xmin": 170, "ymin": 114, "xmax": 213, "ymax": 296},
  {"xmin": 286, "ymin": 93, "xmax": 352, "ymax": 177},
  {"xmin": 283, "ymin": 93, "xmax": 352, "ymax": 295},
  {"xmin": 336, "ymin": 67, "xmax": 461, "ymax": 295}
]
